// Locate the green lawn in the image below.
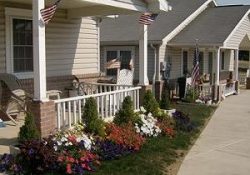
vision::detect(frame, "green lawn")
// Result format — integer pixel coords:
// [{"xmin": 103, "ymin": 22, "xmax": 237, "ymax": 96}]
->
[{"xmin": 92, "ymin": 104, "xmax": 217, "ymax": 175}]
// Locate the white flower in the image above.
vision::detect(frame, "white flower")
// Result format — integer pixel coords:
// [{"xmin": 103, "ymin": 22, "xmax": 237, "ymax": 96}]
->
[
  {"xmin": 57, "ymin": 141, "xmax": 62, "ymax": 146},
  {"xmin": 140, "ymin": 106, "xmax": 147, "ymax": 113},
  {"xmin": 53, "ymin": 145, "xmax": 58, "ymax": 151}
]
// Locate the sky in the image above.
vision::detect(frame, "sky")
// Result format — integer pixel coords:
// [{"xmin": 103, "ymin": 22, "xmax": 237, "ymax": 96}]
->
[{"xmin": 217, "ymin": 0, "xmax": 250, "ymax": 5}]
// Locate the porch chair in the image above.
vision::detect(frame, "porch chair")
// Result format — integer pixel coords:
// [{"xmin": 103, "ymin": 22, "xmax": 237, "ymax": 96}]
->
[{"xmin": 0, "ymin": 73, "xmax": 31, "ymax": 125}]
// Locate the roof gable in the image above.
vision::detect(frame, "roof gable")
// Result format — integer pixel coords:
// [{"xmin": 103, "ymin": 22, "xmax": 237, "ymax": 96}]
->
[
  {"xmin": 169, "ymin": 5, "xmax": 250, "ymax": 47},
  {"xmin": 100, "ymin": 0, "xmax": 210, "ymax": 43}
]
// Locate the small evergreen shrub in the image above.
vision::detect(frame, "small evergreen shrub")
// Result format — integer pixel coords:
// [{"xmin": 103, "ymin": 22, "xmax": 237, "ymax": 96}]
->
[
  {"xmin": 184, "ymin": 88, "xmax": 199, "ymax": 103},
  {"xmin": 18, "ymin": 113, "xmax": 40, "ymax": 142},
  {"xmin": 160, "ymin": 87, "xmax": 171, "ymax": 110},
  {"xmin": 143, "ymin": 90, "xmax": 159, "ymax": 116},
  {"xmin": 114, "ymin": 96, "xmax": 138, "ymax": 125},
  {"xmin": 83, "ymin": 97, "xmax": 105, "ymax": 137}
]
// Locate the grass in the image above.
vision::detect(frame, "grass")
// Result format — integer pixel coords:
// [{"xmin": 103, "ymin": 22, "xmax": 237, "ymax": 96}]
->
[{"xmin": 91, "ymin": 104, "xmax": 217, "ymax": 175}]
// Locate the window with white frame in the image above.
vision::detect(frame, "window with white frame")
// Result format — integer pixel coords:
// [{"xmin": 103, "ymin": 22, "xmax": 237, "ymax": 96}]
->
[
  {"xmin": 5, "ymin": 8, "xmax": 33, "ymax": 78},
  {"xmin": 12, "ymin": 19, "xmax": 33, "ymax": 73},
  {"xmin": 105, "ymin": 47, "xmax": 134, "ymax": 76}
]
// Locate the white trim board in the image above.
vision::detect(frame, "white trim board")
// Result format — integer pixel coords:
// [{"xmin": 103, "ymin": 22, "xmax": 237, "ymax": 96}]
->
[{"xmin": 223, "ymin": 9, "xmax": 250, "ymax": 48}]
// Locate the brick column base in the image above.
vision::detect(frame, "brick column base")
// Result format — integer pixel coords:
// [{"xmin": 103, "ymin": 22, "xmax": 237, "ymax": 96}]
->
[
  {"xmin": 29, "ymin": 100, "xmax": 56, "ymax": 138},
  {"xmin": 247, "ymin": 77, "xmax": 250, "ymax": 89},
  {"xmin": 155, "ymin": 81, "xmax": 165, "ymax": 102},
  {"xmin": 139, "ymin": 85, "xmax": 152, "ymax": 106}
]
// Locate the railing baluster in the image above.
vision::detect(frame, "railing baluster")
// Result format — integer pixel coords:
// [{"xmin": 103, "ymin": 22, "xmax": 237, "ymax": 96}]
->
[
  {"xmin": 73, "ymin": 101, "xmax": 77, "ymax": 124},
  {"xmin": 109, "ymin": 94, "xmax": 111, "ymax": 117},
  {"xmin": 68, "ymin": 101, "xmax": 72, "ymax": 128},
  {"xmin": 63, "ymin": 102, "xmax": 66, "ymax": 126},
  {"xmin": 57, "ymin": 103, "xmax": 61, "ymax": 130},
  {"xmin": 113, "ymin": 93, "xmax": 116, "ymax": 116},
  {"xmin": 78, "ymin": 100, "xmax": 82, "ymax": 122},
  {"xmin": 101, "ymin": 96, "xmax": 104, "ymax": 118}
]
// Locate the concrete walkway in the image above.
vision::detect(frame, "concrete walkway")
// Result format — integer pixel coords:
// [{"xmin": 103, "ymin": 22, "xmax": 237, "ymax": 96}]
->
[{"xmin": 178, "ymin": 90, "xmax": 250, "ymax": 175}]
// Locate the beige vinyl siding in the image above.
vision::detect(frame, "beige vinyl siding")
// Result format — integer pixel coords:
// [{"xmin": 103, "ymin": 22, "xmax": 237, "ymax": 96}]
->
[
  {"xmin": 0, "ymin": 4, "xmax": 5, "ymax": 73},
  {"xmin": 224, "ymin": 15, "xmax": 250, "ymax": 48},
  {"xmin": 46, "ymin": 10, "xmax": 99, "ymax": 76},
  {"xmin": 0, "ymin": 3, "xmax": 99, "ymax": 77}
]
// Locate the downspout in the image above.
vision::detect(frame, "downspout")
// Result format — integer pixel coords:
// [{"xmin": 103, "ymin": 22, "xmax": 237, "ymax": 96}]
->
[{"xmin": 150, "ymin": 44, "xmax": 157, "ymax": 97}]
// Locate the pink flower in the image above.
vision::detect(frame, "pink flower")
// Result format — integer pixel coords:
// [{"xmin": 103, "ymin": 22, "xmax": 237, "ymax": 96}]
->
[{"xmin": 66, "ymin": 164, "xmax": 72, "ymax": 174}]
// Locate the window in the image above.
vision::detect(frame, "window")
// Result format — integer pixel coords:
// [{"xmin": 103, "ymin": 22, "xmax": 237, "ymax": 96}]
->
[
  {"xmin": 199, "ymin": 52, "xmax": 204, "ymax": 74},
  {"xmin": 221, "ymin": 51, "xmax": 225, "ymax": 70},
  {"xmin": 106, "ymin": 51, "xmax": 118, "ymax": 76},
  {"xmin": 105, "ymin": 47, "xmax": 134, "ymax": 76},
  {"xmin": 182, "ymin": 51, "xmax": 188, "ymax": 75},
  {"xmin": 12, "ymin": 19, "xmax": 33, "ymax": 73},
  {"xmin": 5, "ymin": 8, "xmax": 33, "ymax": 79}
]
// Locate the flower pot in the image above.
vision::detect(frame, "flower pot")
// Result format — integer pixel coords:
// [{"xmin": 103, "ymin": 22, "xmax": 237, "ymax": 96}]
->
[{"xmin": 9, "ymin": 145, "xmax": 20, "ymax": 155}]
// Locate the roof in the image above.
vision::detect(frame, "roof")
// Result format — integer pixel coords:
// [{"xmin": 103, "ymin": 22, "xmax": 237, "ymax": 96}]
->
[
  {"xmin": 169, "ymin": 5, "xmax": 250, "ymax": 46},
  {"xmin": 100, "ymin": 0, "xmax": 210, "ymax": 43}
]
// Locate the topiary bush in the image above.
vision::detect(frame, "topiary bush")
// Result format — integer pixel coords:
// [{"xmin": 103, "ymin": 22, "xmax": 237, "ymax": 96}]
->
[
  {"xmin": 114, "ymin": 96, "xmax": 138, "ymax": 125},
  {"xmin": 83, "ymin": 97, "xmax": 105, "ymax": 137},
  {"xmin": 143, "ymin": 90, "xmax": 159, "ymax": 116},
  {"xmin": 18, "ymin": 113, "xmax": 40, "ymax": 142}
]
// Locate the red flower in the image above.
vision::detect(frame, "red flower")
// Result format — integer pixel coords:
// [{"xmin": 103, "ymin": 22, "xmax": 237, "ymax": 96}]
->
[{"xmin": 66, "ymin": 164, "xmax": 72, "ymax": 174}]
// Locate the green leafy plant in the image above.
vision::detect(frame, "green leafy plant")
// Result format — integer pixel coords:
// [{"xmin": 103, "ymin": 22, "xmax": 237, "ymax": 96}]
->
[
  {"xmin": 184, "ymin": 88, "xmax": 199, "ymax": 103},
  {"xmin": 83, "ymin": 97, "xmax": 105, "ymax": 137},
  {"xmin": 18, "ymin": 113, "xmax": 40, "ymax": 142},
  {"xmin": 160, "ymin": 87, "xmax": 171, "ymax": 110},
  {"xmin": 143, "ymin": 90, "xmax": 159, "ymax": 116},
  {"xmin": 114, "ymin": 96, "xmax": 139, "ymax": 125}
]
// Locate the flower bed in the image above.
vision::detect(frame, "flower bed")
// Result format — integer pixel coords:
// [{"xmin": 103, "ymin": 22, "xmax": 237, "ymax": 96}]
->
[{"xmin": 0, "ymin": 94, "xmax": 202, "ymax": 175}]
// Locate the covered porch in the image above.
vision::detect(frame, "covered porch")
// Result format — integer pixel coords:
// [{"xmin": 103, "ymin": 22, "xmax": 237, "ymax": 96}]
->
[{"xmin": 0, "ymin": 0, "xmax": 170, "ymax": 137}]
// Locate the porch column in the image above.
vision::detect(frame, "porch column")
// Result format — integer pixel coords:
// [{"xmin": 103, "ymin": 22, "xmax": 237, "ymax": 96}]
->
[
  {"xmin": 234, "ymin": 49, "xmax": 239, "ymax": 82},
  {"xmin": 139, "ymin": 24, "xmax": 149, "ymax": 85},
  {"xmin": 215, "ymin": 48, "xmax": 220, "ymax": 86},
  {"xmin": 33, "ymin": 0, "xmax": 47, "ymax": 101}
]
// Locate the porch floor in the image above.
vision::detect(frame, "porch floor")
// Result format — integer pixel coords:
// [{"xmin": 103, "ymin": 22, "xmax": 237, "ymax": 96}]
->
[{"xmin": 0, "ymin": 115, "xmax": 24, "ymax": 156}]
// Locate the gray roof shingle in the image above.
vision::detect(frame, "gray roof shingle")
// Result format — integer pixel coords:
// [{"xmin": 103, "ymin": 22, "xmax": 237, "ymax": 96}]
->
[
  {"xmin": 169, "ymin": 5, "xmax": 250, "ymax": 46},
  {"xmin": 100, "ymin": 0, "xmax": 209, "ymax": 43}
]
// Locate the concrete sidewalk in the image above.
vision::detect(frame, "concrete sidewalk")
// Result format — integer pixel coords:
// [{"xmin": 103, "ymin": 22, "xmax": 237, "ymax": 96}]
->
[{"xmin": 177, "ymin": 90, "xmax": 250, "ymax": 175}]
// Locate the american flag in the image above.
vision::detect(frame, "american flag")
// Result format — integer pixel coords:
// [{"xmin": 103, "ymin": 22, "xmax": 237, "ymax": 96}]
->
[
  {"xmin": 191, "ymin": 43, "xmax": 200, "ymax": 86},
  {"xmin": 40, "ymin": 0, "xmax": 61, "ymax": 24},
  {"xmin": 139, "ymin": 13, "xmax": 158, "ymax": 25}
]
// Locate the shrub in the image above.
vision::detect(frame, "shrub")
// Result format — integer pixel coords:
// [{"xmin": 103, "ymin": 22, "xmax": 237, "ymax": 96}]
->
[
  {"xmin": 160, "ymin": 87, "xmax": 171, "ymax": 110},
  {"xmin": 18, "ymin": 113, "xmax": 40, "ymax": 142},
  {"xmin": 143, "ymin": 90, "xmax": 159, "ymax": 116},
  {"xmin": 83, "ymin": 98, "xmax": 105, "ymax": 137},
  {"xmin": 114, "ymin": 96, "xmax": 139, "ymax": 125},
  {"xmin": 184, "ymin": 88, "xmax": 199, "ymax": 103},
  {"xmin": 172, "ymin": 111, "xmax": 196, "ymax": 132},
  {"xmin": 106, "ymin": 123, "xmax": 145, "ymax": 151}
]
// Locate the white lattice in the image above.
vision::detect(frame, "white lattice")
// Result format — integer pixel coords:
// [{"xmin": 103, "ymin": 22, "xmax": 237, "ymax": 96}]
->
[{"xmin": 117, "ymin": 69, "xmax": 134, "ymax": 85}]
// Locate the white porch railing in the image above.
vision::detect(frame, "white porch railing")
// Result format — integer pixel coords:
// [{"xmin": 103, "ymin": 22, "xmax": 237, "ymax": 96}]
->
[
  {"xmin": 75, "ymin": 82, "xmax": 134, "ymax": 95},
  {"xmin": 197, "ymin": 84, "xmax": 213, "ymax": 97},
  {"xmin": 221, "ymin": 82, "xmax": 236, "ymax": 97},
  {"xmin": 54, "ymin": 86, "xmax": 141, "ymax": 130}
]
